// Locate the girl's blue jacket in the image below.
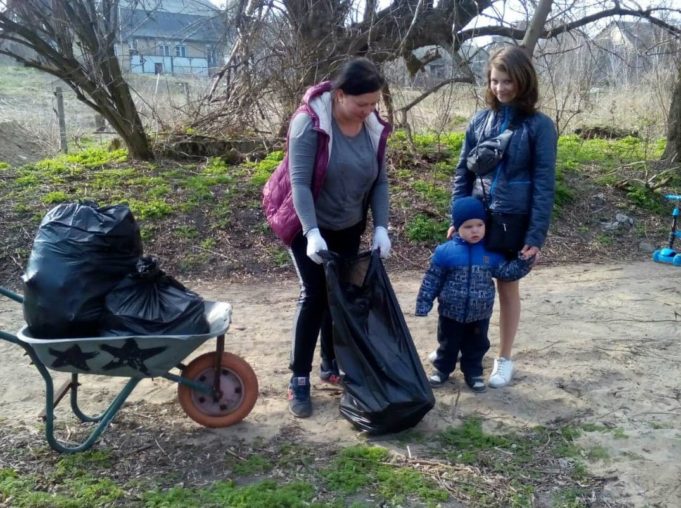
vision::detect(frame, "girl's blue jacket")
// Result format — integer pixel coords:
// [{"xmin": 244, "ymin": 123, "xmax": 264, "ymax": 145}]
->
[{"xmin": 453, "ymin": 107, "xmax": 557, "ymax": 249}]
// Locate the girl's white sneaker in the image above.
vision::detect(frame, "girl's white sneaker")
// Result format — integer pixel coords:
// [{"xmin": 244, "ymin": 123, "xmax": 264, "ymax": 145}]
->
[{"xmin": 488, "ymin": 357, "xmax": 514, "ymax": 388}]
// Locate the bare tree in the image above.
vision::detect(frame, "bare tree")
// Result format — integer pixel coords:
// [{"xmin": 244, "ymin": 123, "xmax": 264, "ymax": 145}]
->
[
  {"xmin": 0, "ymin": 0, "xmax": 154, "ymax": 160},
  {"xmin": 196, "ymin": 0, "xmax": 681, "ymax": 139},
  {"xmin": 663, "ymin": 62, "xmax": 681, "ymax": 163}
]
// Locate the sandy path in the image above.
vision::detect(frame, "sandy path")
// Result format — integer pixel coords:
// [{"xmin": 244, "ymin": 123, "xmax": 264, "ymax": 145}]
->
[{"xmin": 1, "ymin": 261, "xmax": 680, "ymax": 506}]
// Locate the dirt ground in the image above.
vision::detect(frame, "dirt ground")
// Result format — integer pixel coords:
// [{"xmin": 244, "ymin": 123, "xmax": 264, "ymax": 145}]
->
[
  {"xmin": 0, "ymin": 121, "xmax": 52, "ymax": 167},
  {"xmin": 1, "ymin": 261, "xmax": 680, "ymax": 506}
]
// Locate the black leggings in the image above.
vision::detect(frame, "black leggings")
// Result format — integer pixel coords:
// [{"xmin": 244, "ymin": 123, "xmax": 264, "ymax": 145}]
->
[{"xmin": 288, "ymin": 222, "xmax": 364, "ymax": 377}]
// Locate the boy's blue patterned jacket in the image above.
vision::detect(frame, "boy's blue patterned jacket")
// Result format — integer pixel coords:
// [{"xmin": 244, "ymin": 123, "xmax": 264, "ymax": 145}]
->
[{"xmin": 415, "ymin": 236, "xmax": 533, "ymax": 322}]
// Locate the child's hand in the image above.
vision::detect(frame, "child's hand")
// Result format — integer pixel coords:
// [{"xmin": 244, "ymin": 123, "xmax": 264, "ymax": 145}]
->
[{"xmin": 520, "ymin": 245, "xmax": 540, "ymax": 265}]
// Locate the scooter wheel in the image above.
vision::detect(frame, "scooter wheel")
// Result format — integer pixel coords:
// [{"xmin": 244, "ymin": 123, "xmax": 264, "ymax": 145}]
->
[{"xmin": 178, "ymin": 352, "xmax": 258, "ymax": 428}]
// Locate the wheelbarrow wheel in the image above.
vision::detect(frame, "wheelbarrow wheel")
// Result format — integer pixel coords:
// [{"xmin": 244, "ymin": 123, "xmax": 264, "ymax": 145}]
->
[{"xmin": 178, "ymin": 352, "xmax": 258, "ymax": 428}]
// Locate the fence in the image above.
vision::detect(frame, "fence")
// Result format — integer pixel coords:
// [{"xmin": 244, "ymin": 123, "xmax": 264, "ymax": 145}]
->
[{"xmin": 0, "ymin": 66, "xmax": 215, "ymax": 155}]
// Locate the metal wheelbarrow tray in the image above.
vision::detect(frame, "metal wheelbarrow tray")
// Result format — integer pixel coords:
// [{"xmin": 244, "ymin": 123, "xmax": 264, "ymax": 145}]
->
[{"xmin": 0, "ymin": 286, "xmax": 258, "ymax": 453}]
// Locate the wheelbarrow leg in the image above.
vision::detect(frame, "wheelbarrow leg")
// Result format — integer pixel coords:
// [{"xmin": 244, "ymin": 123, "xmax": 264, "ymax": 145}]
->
[
  {"xmin": 39, "ymin": 377, "xmax": 75, "ymax": 421},
  {"xmin": 43, "ymin": 376, "xmax": 141, "ymax": 454},
  {"xmin": 69, "ymin": 373, "xmax": 106, "ymax": 423},
  {"xmin": 9, "ymin": 339, "xmax": 140, "ymax": 453}
]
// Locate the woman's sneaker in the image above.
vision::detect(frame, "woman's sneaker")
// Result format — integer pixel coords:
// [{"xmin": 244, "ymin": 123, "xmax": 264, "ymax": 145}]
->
[
  {"xmin": 428, "ymin": 371, "xmax": 449, "ymax": 387},
  {"xmin": 319, "ymin": 359, "xmax": 342, "ymax": 385},
  {"xmin": 465, "ymin": 375, "xmax": 487, "ymax": 393},
  {"xmin": 488, "ymin": 357, "xmax": 514, "ymax": 388},
  {"xmin": 288, "ymin": 376, "xmax": 312, "ymax": 418}
]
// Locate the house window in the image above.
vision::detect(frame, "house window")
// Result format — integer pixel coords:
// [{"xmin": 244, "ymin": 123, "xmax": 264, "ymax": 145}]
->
[
  {"xmin": 157, "ymin": 44, "xmax": 170, "ymax": 57},
  {"xmin": 175, "ymin": 45, "xmax": 186, "ymax": 57}
]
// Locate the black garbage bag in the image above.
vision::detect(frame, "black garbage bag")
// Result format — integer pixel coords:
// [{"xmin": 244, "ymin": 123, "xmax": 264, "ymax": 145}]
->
[
  {"xmin": 324, "ymin": 250, "xmax": 435, "ymax": 435},
  {"xmin": 100, "ymin": 257, "xmax": 209, "ymax": 336},
  {"xmin": 22, "ymin": 202, "xmax": 142, "ymax": 338}
]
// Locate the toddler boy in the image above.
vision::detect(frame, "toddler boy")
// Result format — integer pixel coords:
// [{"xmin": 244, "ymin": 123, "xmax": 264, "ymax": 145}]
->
[{"xmin": 415, "ymin": 197, "xmax": 534, "ymax": 392}]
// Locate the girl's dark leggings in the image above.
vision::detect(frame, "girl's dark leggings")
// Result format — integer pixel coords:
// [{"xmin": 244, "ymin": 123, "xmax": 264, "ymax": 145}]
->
[{"xmin": 288, "ymin": 221, "xmax": 364, "ymax": 377}]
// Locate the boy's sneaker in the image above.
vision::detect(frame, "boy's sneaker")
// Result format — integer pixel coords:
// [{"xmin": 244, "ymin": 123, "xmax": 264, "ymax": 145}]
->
[
  {"xmin": 465, "ymin": 375, "xmax": 487, "ymax": 393},
  {"xmin": 288, "ymin": 376, "xmax": 312, "ymax": 418},
  {"xmin": 428, "ymin": 371, "xmax": 449, "ymax": 387},
  {"xmin": 427, "ymin": 350, "xmax": 437, "ymax": 366},
  {"xmin": 319, "ymin": 359, "xmax": 342, "ymax": 386},
  {"xmin": 488, "ymin": 357, "xmax": 514, "ymax": 388}
]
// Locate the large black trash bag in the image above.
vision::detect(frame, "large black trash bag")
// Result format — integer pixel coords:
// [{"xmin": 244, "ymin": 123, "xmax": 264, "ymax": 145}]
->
[
  {"xmin": 324, "ymin": 251, "xmax": 435, "ymax": 435},
  {"xmin": 100, "ymin": 256, "xmax": 209, "ymax": 336},
  {"xmin": 22, "ymin": 202, "xmax": 142, "ymax": 338}
]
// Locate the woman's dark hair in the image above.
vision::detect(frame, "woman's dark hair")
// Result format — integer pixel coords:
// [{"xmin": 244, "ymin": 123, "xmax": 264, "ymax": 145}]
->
[
  {"xmin": 332, "ymin": 57, "xmax": 385, "ymax": 96},
  {"xmin": 484, "ymin": 46, "xmax": 538, "ymax": 115}
]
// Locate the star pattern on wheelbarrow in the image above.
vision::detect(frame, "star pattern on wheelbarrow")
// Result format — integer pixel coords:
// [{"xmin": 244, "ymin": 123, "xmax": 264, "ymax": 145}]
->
[
  {"xmin": 49, "ymin": 345, "xmax": 99, "ymax": 371},
  {"xmin": 100, "ymin": 339, "xmax": 167, "ymax": 375}
]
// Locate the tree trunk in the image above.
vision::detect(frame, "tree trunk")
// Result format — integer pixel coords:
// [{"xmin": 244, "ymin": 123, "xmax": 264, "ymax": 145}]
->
[
  {"xmin": 663, "ymin": 65, "xmax": 681, "ymax": 164},
  {"xmin": 521, "ymin": 0, "xmax": 553, "ymax": 54},
  {"xmin": 0, "ymin": 0, "xmax": 155, "ymax": 161},
  {"xmin": 103, "ymin": 50, "xmax": 155, "ymax": 160}
]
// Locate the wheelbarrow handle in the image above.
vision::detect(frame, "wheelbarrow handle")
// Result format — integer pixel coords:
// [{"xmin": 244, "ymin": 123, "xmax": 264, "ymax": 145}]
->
[{"xmin": 0, "ymin": 286, "xmax": 23, "ymax": 304}]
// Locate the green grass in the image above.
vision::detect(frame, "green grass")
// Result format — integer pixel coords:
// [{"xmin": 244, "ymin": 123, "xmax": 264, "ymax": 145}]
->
[
  {"xmin": 247, "ymin": 150, "xmax": 284, "ymax": 186},
  {"xmin": 1, "ymin": 464, "xmax": 124, "ymax": 508},
  {"xmin": 0, "ymin": 145, "xmax": 249, "ymax": 252},
  {"xmin": 585, "ymin": 445, "xmax": 610, "ymax": 462},
  {"xmin": 143, "ymin": 479, "xmax": 317, "ymax": 508},
  {"xmin": 392, "ymin": 130, "xmax": 465, "ymax": 155},
  {"xmin": 394, "ymin": 132, "xmax": 670, "ymax": 223},
  {"xmin": 1, "ymin": 130, "xmax": 674, "ymax": 312},
  {"xmin": 432, "ymin": 419, "xmax": 592, "ymax": 506},
  {"xmin": 0, "ymin": 420, "xmax": 611, "ymax": 508},
  {"xmin": 321, "ymin": 445, "xmax": 448, "ymax": 506},
  {"xmin": 231, "ymin": 454, "xmax": 273, "ymax": 476},
  {"xmin": 405, "ymin": 214, "xmax": 449, "ymax": 244},
  {"xmin": 611, "ymin": 427, "xmax": 628, "ymax": 439},
  {"xmin": 556, "ymin": 135, "xmax": 665, "ymax": 172},
  {"xmin": 412, "ymin": 180, "xmax": 450, "ymax": 210}
]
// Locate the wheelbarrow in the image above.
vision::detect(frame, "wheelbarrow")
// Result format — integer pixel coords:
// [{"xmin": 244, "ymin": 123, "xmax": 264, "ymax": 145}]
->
[{"xmin": 0, "ymin": 286, "xmax": 258, "ymax": 453}]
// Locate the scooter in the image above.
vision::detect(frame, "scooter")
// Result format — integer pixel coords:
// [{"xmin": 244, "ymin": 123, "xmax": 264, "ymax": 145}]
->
[{"xmin": 652, "ymin": 194, "xmax": 681, "ymax": 266}]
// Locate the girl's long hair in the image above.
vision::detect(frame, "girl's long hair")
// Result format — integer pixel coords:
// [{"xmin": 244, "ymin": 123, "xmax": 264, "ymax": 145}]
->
[{"xmin": 484, "ymin": 46, "xmax": 539, "ymax": 115}]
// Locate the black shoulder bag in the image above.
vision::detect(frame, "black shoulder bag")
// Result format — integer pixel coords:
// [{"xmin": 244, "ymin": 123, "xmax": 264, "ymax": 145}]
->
[
  {"xmin": 466, "ymin": 113, "xmax": 515, "ymax": 176},
  {"xmin": 468, "ymin": 114, "xmax": 529, "ymax": 255}
]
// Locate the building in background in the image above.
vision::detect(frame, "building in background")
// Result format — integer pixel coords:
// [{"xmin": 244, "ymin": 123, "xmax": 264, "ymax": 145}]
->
[
  {"xmin": 117, "ymin": 0, "xmax": 226, "ymax": 77},
  {"xmin": 592, "ymin": 20, "xmax": 675, "ymax": 86}
]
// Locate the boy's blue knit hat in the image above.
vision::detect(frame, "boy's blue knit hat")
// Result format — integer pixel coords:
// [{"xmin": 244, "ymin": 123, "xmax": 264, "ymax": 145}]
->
[{"xmin": 452, "ymin": 197, "xmax": 486, "ymax": 229}]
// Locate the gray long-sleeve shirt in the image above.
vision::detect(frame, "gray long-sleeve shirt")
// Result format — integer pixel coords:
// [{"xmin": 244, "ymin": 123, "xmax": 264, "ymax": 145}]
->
[{"xmin": 289, "ymin": 113, "xmax": 389, "ymax": 234}]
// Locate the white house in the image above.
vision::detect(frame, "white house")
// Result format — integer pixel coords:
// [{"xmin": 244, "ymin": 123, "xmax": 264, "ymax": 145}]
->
[{"xmin": 117, "ymin": 0, "xmax": 226, "ymax": 77}]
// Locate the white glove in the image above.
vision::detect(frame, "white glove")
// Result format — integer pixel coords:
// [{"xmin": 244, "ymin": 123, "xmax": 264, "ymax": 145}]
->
[
  {"xmin": 372, "ymin": 226, "xmax": 391, "ymax": 258},
  {"xmin": 305, "ymin": 228, "xmax": 327, "ymax": 264}
]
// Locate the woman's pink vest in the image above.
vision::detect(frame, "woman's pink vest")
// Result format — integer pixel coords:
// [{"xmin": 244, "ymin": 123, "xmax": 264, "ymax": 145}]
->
[{"xmin": 262, "ymin": 81, "xmax": 391, "ymax": 246}]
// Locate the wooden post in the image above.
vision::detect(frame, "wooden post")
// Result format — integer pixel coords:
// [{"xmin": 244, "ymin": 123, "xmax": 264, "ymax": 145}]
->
[
  {"xmin": 54, "ymin": 86, "xmax": 68, "ymax": 153},
  {"xmin": 183, "ymin": 81, "xmax": 190, "ymax": 105},
  {"xmin": 94, "ymin": 114, "xmax": 106, "ymax": 132}
]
